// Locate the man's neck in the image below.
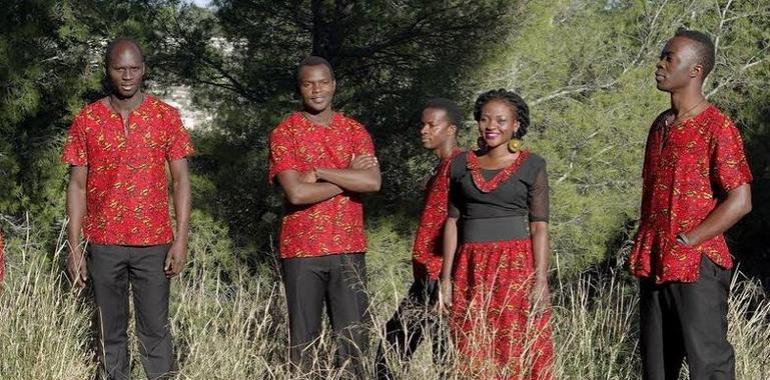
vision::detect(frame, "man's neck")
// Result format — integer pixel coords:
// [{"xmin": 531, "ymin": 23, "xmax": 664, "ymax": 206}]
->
[
  {"xmin": 670, "ymin": 86, "xmax": 706, "ymax": 118},
  {"xmin": 433, "ymin": 140, "xmax": 458, "ymax": 160},
  {"xmin": 303, "ymin": 108, "xmax": 334, "ymax": 126},
  {"xmin": 110, "ymin": 92, "xmax": 144, "ymax": 114}
]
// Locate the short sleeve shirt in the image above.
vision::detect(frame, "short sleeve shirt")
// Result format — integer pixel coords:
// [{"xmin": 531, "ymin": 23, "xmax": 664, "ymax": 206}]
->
[
  {"xmin": 412, "ymin": 149, "xmax": 462, "ymax": 280},
  {"xmin": 629, "ymin": 105, "xmax": 752, "ymax": 283},
  {"xmin": 268, "ymin": 112, "xmax": 375, "ymax": 259},
  {"xmin": 61, "ymin": 95, "xmax": 195, "ymax": 246}
]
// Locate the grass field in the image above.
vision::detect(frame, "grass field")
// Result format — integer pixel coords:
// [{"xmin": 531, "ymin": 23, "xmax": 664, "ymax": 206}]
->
[{"xmin": 1, "ymin": 226, "xmax": 768, "ymax": 379}]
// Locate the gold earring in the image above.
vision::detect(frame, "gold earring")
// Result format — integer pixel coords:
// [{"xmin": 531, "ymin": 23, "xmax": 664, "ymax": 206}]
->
[{"xmin": 508, "ymin": 138, "xmax": 523, "ymax": 153}]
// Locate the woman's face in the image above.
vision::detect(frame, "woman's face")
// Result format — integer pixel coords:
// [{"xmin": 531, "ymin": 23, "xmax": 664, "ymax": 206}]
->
[{"xmin": 477, "ymin": 99, "xmax": 518, "ymax": 149}]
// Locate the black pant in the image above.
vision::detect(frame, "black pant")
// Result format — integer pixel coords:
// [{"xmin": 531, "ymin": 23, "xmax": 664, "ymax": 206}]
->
[
  {"xmin": 88, "ymin": 244, "xmax": 174, "ymax": 380},
  {"xmin": 640, "ymin": 255, "xmax": 735, "ymax": 380},
  {"xmin": 282, "ymin": 253, "xmax": 369, "ymax": 379},
  {"xmin": 375, "ymin": 278, "xmax": 450, "ymax": 380}
]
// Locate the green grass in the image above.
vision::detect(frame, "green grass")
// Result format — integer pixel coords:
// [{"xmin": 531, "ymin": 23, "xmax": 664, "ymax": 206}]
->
[{"xmin": 1, "ymin": 225, "xmax": 768, "ymax": 379}]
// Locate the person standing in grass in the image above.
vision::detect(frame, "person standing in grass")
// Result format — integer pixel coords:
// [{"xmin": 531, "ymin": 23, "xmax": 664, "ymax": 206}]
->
[
  {"xmin": 438, "ymin": 89, "xmax": 553, "ymax": 379},
  {"xmin": 375, "ymin": 98, "xmax": 462, "ymax": 380},
  {"xmin": 268, "ymin": 56, "xmax": 381, "ymax": 379},
  {"xmin": 628, "ymin": 29, "xmax": 753, "ymax": 380},
  {"xmin": 62, "ymin": 37, "xmax": 194, "ymax": 380}
]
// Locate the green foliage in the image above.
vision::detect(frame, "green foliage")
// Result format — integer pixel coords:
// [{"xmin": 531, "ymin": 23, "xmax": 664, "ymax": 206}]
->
[
  {"xmin": 2, "ymin": 0, "xmax": 769, "ymax": 287},
  {"xmin": 473, "ymin": 0, "xmax": 770, "ymax": 276},
  {"xmin": 144, "ymin": 0, "xmax": 520, "ymax": 255},
  {"xmin": 0, "ymin": 0, "xmax": 182, "ymax": 237}
]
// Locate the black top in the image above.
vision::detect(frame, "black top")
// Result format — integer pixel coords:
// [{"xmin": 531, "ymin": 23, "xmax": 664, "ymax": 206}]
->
[{"xmin": 448, "ymin": 151, "xmax": 549, "ymax": 242}]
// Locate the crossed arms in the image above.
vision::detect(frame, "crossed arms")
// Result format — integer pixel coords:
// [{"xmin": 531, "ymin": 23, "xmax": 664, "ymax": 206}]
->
[{"xmin": 276, "ymin": 154, "xmax": 381, "ymax": 205}]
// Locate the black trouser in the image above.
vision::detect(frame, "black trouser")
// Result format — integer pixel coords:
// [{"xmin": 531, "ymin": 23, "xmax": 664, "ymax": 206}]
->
[
  {"xmin": 640, "ymin": 255, "xmax": 735, "ymax": 380},
  {"xmin": 375, "ymin": 278, "xmax": 450, "ymax": 380},
  {"xmin": 282, "ymin": 253, "xmax": 369, "ymax": 379},
  {"xmin": 88, "ymin": 244, "xmax": 174, "ymax": 380}
]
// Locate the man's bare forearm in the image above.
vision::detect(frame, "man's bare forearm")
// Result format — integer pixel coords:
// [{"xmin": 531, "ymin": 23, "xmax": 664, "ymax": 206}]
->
[
  {"xmin": 316, "ymin": 167, "xmax": 381, "ymax": 193},
  {"xmin": 66, "ymin": 167, "xmax": 88, "ymax": 253},
  {"xmin": 170, "ymin": 159, "xmax": 192, "ymax": 243},
  {"xmin": 441, "ymin": 217, "xmax": 459, "ymax": 282},
  {"xmin": 683, "ymin": 183, "xmax": 751, "ymax": 246},
  {"xmin": 277, "ymin": 170, "xmax": 344, "ymax": 205},
  {"xmin": 289, "ymin": 182, "xmax": 344, "ymax": 205}
]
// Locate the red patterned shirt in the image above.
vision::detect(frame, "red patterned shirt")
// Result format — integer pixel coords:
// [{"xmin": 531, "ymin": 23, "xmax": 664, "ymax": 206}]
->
[
  {"xmin": 412, "ymin": 149, "xmax": 462, "ymax": 280},
  {"xmin": 629, "ymin": 105, "xmax": 752, "ymax": 283},
  {"xmin": 268, "ymin": 112, "xmax": 375, "ymax": 259},
  {"xmin": 61, "ymin": 95, "xmax": 195, "ymax": 246}
]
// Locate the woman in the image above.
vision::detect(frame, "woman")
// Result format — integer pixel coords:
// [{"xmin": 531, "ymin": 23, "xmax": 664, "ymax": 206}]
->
[{"xmin": 438, "ymin": 89, "xmax": 553, "ymax": 379}]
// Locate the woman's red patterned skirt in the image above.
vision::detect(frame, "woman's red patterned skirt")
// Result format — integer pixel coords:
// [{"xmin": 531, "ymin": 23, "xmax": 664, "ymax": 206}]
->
[{"xmin": 450, "ymin": 239, "xmax": 553, "ymax": 380}]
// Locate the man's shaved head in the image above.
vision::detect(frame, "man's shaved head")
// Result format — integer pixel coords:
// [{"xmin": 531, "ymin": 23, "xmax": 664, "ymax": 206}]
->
[
  {"xmin": 673, "ymin": 28, "xmax": 715, "ymax": 80},
  {"xmin": 104, "ymin": 38, "xmax": 144, "ymax": 69}
]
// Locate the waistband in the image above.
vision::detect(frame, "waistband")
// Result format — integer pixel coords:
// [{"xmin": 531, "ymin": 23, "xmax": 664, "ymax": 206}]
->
[{"xmin": 460, "ymin": 215, "xmax": 529, "ymax": 243}]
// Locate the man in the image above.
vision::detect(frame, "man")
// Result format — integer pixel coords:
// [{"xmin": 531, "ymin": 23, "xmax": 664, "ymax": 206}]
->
[
  {"xmin": 63, "ymin": 38, "xmax": 194, "ymax": 379},
  {"xmin": 629, "ymin": 29, "xmax": 752, "ymax": 380},
  {"xmin": 375, "ymin": 99, "xmax": 462, "ymax": 379},
  {"xmin": 268, "ymin": 56, "xmax": 381, "ymax": 378}
]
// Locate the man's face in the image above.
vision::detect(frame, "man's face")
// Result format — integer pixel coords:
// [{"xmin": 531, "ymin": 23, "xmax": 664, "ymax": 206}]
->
[
  {"xmin": 298, "ymin": 64, "xmax": 336, "ymax": 114},
  {"xmin": 420, "ymin": 108, "xmax": 455, "ymax": 150},
  {"xmin": 655, "ymin": 36, "xmax": 700, "ymax": 92},
  {"xmin": 107, "ymin": 43, "xmax": 144, "ymax": 99}
]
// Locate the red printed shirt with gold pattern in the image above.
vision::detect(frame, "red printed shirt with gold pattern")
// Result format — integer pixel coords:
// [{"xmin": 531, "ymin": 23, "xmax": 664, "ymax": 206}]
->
[
  {"xmin": 412, "ymin": 149, "xmax": 462, "ymax": 280},
  {"xmin": 268, "ymin": 112, "xmax": 375, "ymax": 259},
  {"xmin": 61, "ymin": 95, "xmax": 195, "ymax": 246},
  {"xmin": 629, "ymin": 105, "xmax": 752, "ymax": 283}
]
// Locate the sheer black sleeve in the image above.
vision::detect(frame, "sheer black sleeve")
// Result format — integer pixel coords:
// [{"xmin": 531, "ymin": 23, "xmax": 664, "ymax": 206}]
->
[
  {"xmin": 447, "ymin": 154, "xmax": 465, "ymax": 218},
  {"xmin": 528, "ymin": 162, "xmax": 549, "ymax": 222},
  {"xmin": 448, "ymin": 194, "xmax": 460, "ymax": 218}
]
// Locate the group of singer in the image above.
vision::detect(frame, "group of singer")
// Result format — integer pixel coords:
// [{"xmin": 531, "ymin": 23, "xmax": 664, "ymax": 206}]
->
[{"xmin": 56, "ymin": 27, "xmax": 752, "ymax": 380}]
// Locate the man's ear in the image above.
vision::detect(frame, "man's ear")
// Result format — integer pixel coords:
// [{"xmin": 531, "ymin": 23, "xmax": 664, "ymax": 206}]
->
[
  {"xmin": 448, "ymin": 124, "xmax": 458, "ymax": 137},
  {"xmin": 690, "ymin": 63, "xmax": 703, "ymax": 79}
]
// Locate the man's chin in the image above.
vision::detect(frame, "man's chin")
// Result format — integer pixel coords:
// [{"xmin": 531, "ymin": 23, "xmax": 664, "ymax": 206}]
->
[
  {"xmin": 303, "ymin": 102, "xmax": 332, "ymax": 113},
  {"xmin": 655, "ymin": 81, "xmax": 673, "ymax": 92},
  {"xmin": 113, "ymin": 90, "xmax": 139, "ymax": 99}
]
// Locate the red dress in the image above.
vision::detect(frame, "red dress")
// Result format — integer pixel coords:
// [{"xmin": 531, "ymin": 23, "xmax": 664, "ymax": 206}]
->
[{"xmin": 448, "ymin": 151, "xmax": 553, "ymax": 379}]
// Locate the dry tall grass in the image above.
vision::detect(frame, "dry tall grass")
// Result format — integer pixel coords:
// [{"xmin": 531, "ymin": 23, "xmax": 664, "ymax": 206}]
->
[{"xmin": 1, "ymin": 228, "xmax": 768, "ymax": 379}]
